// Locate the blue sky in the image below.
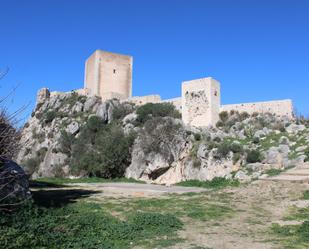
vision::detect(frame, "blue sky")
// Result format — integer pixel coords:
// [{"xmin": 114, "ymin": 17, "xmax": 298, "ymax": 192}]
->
[{"xmin": 0, "ymin": 0, "xmax": 308, "ymax": 121}]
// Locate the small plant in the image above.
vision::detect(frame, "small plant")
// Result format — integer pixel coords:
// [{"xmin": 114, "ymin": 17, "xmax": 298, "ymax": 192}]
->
[
  {"xmin": 219, "ymin": 111, "xmax": 229, "ymax": 123},
  {"xmin": 246, "ymin": 149, "xmax": 262, "ymax": 163},
  {"xmin": 44, "ymin": 110, "xmax": 57, "ymax": 123}
]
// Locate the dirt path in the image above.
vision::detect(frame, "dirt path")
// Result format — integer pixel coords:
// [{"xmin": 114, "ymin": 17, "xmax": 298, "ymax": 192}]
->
[{"xmin": 171, "ymin": 180, "xmax": 309, "ymax": 249}]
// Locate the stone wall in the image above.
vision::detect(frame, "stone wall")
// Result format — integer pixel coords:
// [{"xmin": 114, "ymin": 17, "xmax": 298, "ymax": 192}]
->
[
  {"xmin": 220, "ymin": 99, "xmax": 294, "ymax": 118},
  {"xmin": 162, "ymin": 97, "xmax": 182, "ymax": 111},
  {"xmin": 84, "ymin": 50, "xmax": 132, "ymax": 101},
  {"xmin": 125, "ymin": 95, "xmax": 161, "ymax": 106},
  {"xmin": 182, "ymin": 77, "xmax": 220, "ymax": 127}
]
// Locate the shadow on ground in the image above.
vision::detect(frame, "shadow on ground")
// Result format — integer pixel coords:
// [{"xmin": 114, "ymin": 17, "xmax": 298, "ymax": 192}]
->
[
  {"xmin": 29, "ymin": 180, "xmax": 67, "ymax": 189},
  {"xmin": 31, "ymin": 187, "xmax": 101, "ymax": 208}
]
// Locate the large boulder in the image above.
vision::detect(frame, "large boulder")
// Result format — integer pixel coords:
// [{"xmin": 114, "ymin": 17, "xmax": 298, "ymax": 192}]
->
[{"xmin": 0, "ymin": 159, "xmax": 31, "ymax": 208}]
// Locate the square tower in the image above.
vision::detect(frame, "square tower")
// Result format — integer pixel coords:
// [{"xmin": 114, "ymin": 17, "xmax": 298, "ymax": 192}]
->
[
  {"xmin": 84, "ymin": 50, "xmax": 133, "ymax": 100},
  {"xmin": 182, "ymin": 77, "xmax": 221, "ymax": 127}
]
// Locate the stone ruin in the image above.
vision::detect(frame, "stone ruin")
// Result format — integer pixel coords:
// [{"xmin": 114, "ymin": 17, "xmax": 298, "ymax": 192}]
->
[{"xmin": 62, "ymin": 49, "xmax": 294, "ymax": 127}]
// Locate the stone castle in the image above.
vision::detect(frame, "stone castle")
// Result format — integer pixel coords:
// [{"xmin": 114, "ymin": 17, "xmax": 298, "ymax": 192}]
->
[{"xmin": 74, "ymin": 50, "xmax": 294, "ymax": 127}]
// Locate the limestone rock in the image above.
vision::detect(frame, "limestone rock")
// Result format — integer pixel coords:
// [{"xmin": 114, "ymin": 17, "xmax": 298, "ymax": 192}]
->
[
  {"xmin": 37, "ymin": 88, "xmax": 50, "ymax": 104},
  {"xmin": 66, "ymin": 121, "xmax": 80, "ymax": 136},
  {"xmin": 0, "ymin": 159, "xmax": 31, "ymax": 206}
]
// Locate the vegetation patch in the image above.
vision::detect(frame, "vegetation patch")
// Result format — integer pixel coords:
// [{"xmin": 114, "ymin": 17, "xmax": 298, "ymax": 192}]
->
[
  {"xmin": 176, "ymin": 177, "xmax": 240, "ymax": 189},
  {"xmin": 136, "ymin": 102, "xmax": 181, "ymax": 124},
  {"xmin": 0, "ymin": 202, "xmax": 182, "ymax": 249},
  {"xmin": 303, "ymin": 190, "xmax": 309, "ymax": 200}
]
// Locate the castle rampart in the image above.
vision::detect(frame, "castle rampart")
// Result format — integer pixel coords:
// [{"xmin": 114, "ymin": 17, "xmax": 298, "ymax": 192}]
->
[
  {"xmin": 80, "ymin": 49, "xmax": 295, "ymax": 127},
  {"xmin": 220, "ymin": 99, "xmax": 294, "ymax": 118}
]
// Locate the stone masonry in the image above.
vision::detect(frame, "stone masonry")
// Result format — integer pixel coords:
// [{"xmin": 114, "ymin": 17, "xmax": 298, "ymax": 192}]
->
[{"xmin": 55, "ymin": 49, "xmax": 295, "ymax": 127}]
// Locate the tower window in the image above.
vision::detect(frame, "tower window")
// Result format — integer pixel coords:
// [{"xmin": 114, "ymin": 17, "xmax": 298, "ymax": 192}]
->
[
  {"xmin": 214, "ymin": 90, "xmax": 218, "ymax": 96},
  {"xmin": 113, "ymin": 69, "xmax": 116, "ymax": 74}
]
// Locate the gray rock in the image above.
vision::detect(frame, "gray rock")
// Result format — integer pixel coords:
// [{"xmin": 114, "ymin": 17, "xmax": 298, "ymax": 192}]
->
[
  {"xmin": 234, "ymin": 170, "xmax": 251, "ymax": 182},
  {"xmin": 123, "ymin": 113, "xmax": 137, "ymax": 124},
  {"xmin": 296, "ymin": 146, "xmax": 307, "ymax": 152},
  {"xmin": 84, "ymin": 96, "xmax": 99, "ymax": 112},
  {"xmin": 37, "ymin": 88, "xmax": 50, "ymax": 104},
  {"xmin": 66, "ymin": 121, "xmax": 80, "ymax": 136},
  {"xmin": 279, "ymin": 136, "xmax": 290, "ymax": 145},
  {"xmin": 0, "ymin": 159, "xmax": 31, "ymax": 206},
  {"xmin": 286, "ymin": 124, "xmax": 306, "ymax": 134},
  {"xmin": 96, "ymin": 102, "xmax": 109, "ymax": 121}
]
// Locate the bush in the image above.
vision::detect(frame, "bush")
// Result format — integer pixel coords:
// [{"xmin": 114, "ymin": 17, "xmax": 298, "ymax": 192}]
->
[
  {"xmin": 219, "ymin": 111, "xmax": 229, "ymax": 123},
  {"xmin": 44, "ymin": 110, "xmax": 56, "ymax": 123},
  {"xmin": 214, "ymin": 142, "xmax": 231, "ymax": 159},
  {"xmin": 214, "ymin": 141, "xmax": 243, "ymax": 159},
  {"xmin": 70, "ymin": 121, "xmax": 136, "ymax": 178},
  {"xmin": 139, "ymin": 117, "xmax": 185, "ymax": 163},
  {"xmin": 136, "ymin": 103, "xmax": 181, "ymax": 124},
  {"xmin": 112, "ymin": 102, "xmax": 135, "ymax": 121},
  {"xmin": 246, "ymin": 149, "xmax": 262, "ymax": 163},
  {"xmin": 59, "ymin": 130, "xmax": 75, "ymax": 156}
]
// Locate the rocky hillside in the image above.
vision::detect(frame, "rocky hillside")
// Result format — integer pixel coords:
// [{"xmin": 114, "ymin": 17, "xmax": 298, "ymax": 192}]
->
[{"xmin": 17, "ymin": 88, "xmax": 309, "ymax": 184}]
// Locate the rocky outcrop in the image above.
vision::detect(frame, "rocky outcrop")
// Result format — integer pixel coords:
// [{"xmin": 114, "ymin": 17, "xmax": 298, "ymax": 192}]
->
[
  {"xmin": 17, "ymin": 88, "xmax": 123, "ymax": 178},
  {"xmin": 18, "ymin": 88, "xmax": 309, "ymax": 184}
]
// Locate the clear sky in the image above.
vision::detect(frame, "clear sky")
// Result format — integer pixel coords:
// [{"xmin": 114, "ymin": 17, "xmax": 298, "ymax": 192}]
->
[{"xmin": 1, "ymin": 0, "xmax": 308, "ymax": 121}]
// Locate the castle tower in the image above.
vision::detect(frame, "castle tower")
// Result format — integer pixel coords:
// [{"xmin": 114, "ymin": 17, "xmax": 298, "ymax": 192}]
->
[
  {"xmin": 84, "ymin": 50, "xmax": 133, "ymax": 100},
  {"xmin": 182, "ymin": 77, "xmax": 221, "ymax": 127}
]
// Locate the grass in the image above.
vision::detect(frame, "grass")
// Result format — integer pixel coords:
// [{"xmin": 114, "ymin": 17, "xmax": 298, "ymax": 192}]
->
[
  {"xmin": 271, "ymin": 190, "xmax": 309, "ymax": 248},
  {"xmin": 33, "ymin": 177, "xmax": 145, "ymax": 185},
  {"xmin": 265, "ymin": 168, "xmax": 284, "ymax": 176},
  {"xmin": 95, "ymin": 191, "xmax": 235, "ymax": 222},
  {"xmin": 176, "ymin": 177, "xmax": 240, "ymax": 189},
  {"xmin": 0, "ymin": 202, "xmax": 183, "ymax": 249},
  {"xmin": 303, "ymin": 190, "xmax": 309, "ymax": 200}
]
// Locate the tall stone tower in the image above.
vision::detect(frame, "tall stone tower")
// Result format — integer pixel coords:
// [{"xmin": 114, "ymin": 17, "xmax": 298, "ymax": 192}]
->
[
  {"xmin": 84, "ymin": 50, "xmax": 133, "ymax": 100},
  {"xmin": 182, "ymin": 77, "xmax": 221, "ymax": 127}
]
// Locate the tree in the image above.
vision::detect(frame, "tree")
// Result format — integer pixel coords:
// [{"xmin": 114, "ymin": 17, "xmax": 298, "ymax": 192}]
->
[{"xmin": 0, "ymin": 69, "xmax": 29, "ymax": 212}]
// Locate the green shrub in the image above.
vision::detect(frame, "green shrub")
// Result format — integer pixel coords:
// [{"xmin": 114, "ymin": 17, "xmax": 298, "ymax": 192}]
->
[
  {"xmin": 59, "ymin": 130, "xmax": 75, "ymax": 156},
  {"xmin": 239, "ymin": 112, "xmax": 250, "ymax": 121},
  {"xmin": 139, "ymin": 117, "xmax": 185, "ymax": 164},
  {"xmin": 70, "ymin": 122, "xmax": 136, "ymax": 178},
  {"xmin": 44, "ymin": 111, "xmax": 56, "ymax": 123},
  {"xmin": 112, "ymin": 102, "xmax": 135, "ymax": 121},
  {"xmin": 193, "ymin": 133, "xmax": 201, "ymax": 141},
  {"xmin": 229, "ymin": 142, "xmax": 243, "ymax": 153},
  {"xmin": 303, "ymin": 190, "xmax": 309, "ymax": 200},
  {"xmin": 304, "ymin": 147, "xmax": 309, "ymax": 162},
  {"xmin": 87, "ymin": 115, "xmax": 106, "ymax": 131},
  {"xmin": 136, "ymin": 103, "xmax": 181, "ymax": 124},
  {"xmin": 219, "ymin": 111, "xmax": 229, "ymax": 123},
  {"xmin": 214, "ymin": 142, "xmax": 230, "ymax": 159},
  {"xmin": 246, "ymin": 149, "xmax": 262, "ymax": 163}
]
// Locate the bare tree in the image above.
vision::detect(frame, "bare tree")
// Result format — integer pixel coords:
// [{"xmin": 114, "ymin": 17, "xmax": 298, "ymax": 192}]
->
[{"xmin": 0, "ymin": 69, "xmax": 30, "ymax": 212}]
